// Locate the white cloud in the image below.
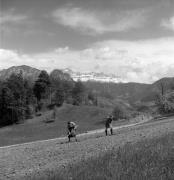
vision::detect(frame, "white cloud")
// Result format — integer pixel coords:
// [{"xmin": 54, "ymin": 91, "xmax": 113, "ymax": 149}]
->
[
  {"xmin": 161, "ymin": 16, "xmax": 174, "ymax": 31},
  {"xmin": 52, "ymin": 6, "xmax": 146, "ymax": 35},
  {"xmin": 92, "ymin": 38, "xmax": 174, "ymax": 82},
  {"xmin": 1, "ymin": 37, "xmax": 174, "ymax": 83}
]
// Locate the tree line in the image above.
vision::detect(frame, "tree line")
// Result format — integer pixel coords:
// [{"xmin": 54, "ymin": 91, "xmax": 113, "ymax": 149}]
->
[
  {"xmin": 1, "ymin": 69, "xmax": 173, "ymax": 127},
  {"xmin": 0, "ymin": 70, "xmax": 97, "ymax": 127}
]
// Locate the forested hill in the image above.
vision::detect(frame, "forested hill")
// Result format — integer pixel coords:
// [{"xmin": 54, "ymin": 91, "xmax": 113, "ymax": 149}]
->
[
  {"xmin": 84, "ymin": 77, "xmax": 174, "ymax": 103},
  {"xmin": 0, "ymin": 65, "xmax": 73, "ymax": 83},
  {"xmin": 0, "ymin": 65, "xmax": 41, "ymax": 82}
]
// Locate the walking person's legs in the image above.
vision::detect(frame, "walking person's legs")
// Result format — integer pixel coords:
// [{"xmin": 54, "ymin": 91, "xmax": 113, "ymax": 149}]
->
[
  {"xmin": 105, "ymin": 128, "xmax": 108, "ymax": 136},
  {"xmin": 110, "ymin": 127, "xmax": 113, "ymax": 135},
  {"xmin": 68, "ymin": 134, "xmax": 71, "ymax": 142},
  {"xmin": 68, "ymin": 128, "xmax": 72, "ymax": 142},
  {"xmin": 75, "ymin": 135, "xmax": 77, "ymax": 142},
  {"xmin": 73, "ymin": 129, "xmax": 77, "ymax": 142}
]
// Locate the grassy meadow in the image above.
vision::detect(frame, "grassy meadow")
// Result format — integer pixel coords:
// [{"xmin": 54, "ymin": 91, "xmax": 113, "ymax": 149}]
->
[
  {"xmin": 0, "ymin": 102, "xmax": 151, "ymax": 147},
  {"xmin": 0, "ymin": 104, "xmax": 111, "ymax": 146},
  {"xmin": 53, "ymin": 132, "xmax": 174, "ymax": 180}
]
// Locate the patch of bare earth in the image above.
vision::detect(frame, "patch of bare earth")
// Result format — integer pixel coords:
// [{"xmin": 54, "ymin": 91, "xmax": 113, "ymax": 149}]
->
[{"xmin": 0, "ymin": 117, "xmax": 174, "ymax": 180}]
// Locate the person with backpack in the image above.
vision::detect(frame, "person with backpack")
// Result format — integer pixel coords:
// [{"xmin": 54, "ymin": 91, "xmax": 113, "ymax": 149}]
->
[
  {"xmin": 105, "ymin": 115, "xmax": 113, "ymax": 136},
  {"xmin": 67, "ymin": 121, "xmax": 77, "ymax": 142}
]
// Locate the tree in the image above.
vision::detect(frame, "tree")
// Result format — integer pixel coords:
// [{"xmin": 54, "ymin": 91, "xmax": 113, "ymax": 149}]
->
[
  {"xmin": 53, "ymin": 87, "xmax": 65, "ymax": 107},
  {"xmin": 5, "ymin": 73, "xmax": 28, "ymax": 121},
  {"xmin": 88, "ymin": 91, "xmax": 98, "ymax": 106},
  {"xmin": 0, "ymin": 72, "xmax": 38, "ymax": 126},
  {"xmin": 0, "ymin": 86, "xmax": 14, "ymax": 126},
  {"xmin": 24, "ymin": 80, "xmax": 35, "ymax": 119},
  {"xmin": 0, "ymin": 72, "xmax": 37, "ymax": 126},
  {"xmin": 33, "ymin": 70, "xmax": 50, "ymax": 108},
  {"xmin": 72, "ymin": 81, "xmax": 86, "ymax": 105},
  {"xmin": 156, "ymin": 92, "xmax": 174, "ymax": 114},
  {"xmin": 50, "ymin": 69, "xmax": 74, "ymax": 104},
  {"xmin": 155, "ymin": 81, "xmax": 174, "ymax": 114},
  {"xmin": 158, "ymin": 82, "xmax": 166, "ymax": 96}
]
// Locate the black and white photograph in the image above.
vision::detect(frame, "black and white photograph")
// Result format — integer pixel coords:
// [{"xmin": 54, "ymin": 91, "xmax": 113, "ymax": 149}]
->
[{"xmin": 0, "ymin": 0, "xmax": 174, "ymax": 179}]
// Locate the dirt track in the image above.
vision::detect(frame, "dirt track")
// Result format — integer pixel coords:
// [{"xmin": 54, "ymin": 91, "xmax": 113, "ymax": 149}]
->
[{"xmin": 0, "ymin": 117, "xmax": 174, "ymax": 180}]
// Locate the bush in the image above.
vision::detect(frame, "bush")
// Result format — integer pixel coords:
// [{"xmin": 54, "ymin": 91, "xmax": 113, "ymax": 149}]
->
[
  {"xmin": 156, "ymin": 93, "xmax": 174, "ymax": 114},
  {"xmin": 112, "ymin": 104, "xmax": 130, "ymax": 120}
]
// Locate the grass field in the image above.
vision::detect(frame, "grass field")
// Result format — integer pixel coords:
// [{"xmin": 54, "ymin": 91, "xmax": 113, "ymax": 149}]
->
[
  {"xmin": 0, "ymin": 103, "xmax": 150, "ymax": 147},
  {"xmin": 1, "ymin": 116, "xmax": 173, "ymax": 180},
  {"xmin": 54, "ymin": 132, "xmax": 174, "ymax": 180},
  {"xmin": 0, "ymin": 104, "xmax": 116, "ymax": 146}
]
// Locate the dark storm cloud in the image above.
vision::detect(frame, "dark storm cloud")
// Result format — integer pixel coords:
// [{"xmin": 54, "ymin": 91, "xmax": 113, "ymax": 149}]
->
[{"xmin": 1, "ymin": 0, "xmax": 174, "ymax": 53}]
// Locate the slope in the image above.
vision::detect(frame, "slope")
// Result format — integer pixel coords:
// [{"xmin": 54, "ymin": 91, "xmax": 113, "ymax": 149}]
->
[
  {"xmin": 0, "ymin": 104, "xmax": 111, "ymax": 146},
  {"xmin": 0, "ymin": 116, "xmax": 174, "ymax": 180}
]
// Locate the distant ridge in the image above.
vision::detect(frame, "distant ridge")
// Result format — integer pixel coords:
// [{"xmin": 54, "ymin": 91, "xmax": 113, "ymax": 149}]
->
[
  {"xmin": 0, "ymin": 65, "xmax": 174, "ymax": 104},
  {"xmin": 0, "ymin": 65, "xmax": 124, "ymax": 83},
  {"xmin": 0, "ymin": 65, "xmax": 173, "ymax": 85},
  {"xmin": 0, "ymin": 65, "xmax": 41, "ymax": 81},
  {"xmin": 0, "ymin": 65, "xmax": 73, "ymax": 83}
]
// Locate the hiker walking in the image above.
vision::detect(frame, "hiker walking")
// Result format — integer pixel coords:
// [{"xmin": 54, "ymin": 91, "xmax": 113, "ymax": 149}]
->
[
  {"xmin": 105, "ymin": 115, "xmax": 113, "ymax": 136},
  {"xmin": 67, "ymin": 121, "xmax": 77, "ymax": 142}
]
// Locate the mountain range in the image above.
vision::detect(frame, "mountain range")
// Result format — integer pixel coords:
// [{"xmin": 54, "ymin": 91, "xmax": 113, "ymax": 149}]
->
[
  {"xmin": 0, "ymin": 65, "xmax": 173, "ymax": 104},
  {"xmin": 62, "ymin": 68, "xmax": 123, "ymax": 83},
  {"xmin": 0, "ymin": 65, "xmax": 122, "ymax": 83}
]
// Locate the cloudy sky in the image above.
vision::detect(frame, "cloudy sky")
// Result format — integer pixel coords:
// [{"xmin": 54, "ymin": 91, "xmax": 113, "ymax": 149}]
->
[{"xmin": 0, "ymin": 0, "xmax": 174, "ymax": 83}]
